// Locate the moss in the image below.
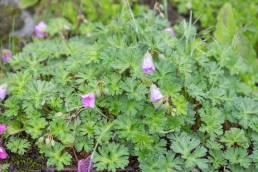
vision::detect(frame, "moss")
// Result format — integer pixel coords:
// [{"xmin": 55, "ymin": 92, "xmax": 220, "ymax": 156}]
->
[{"xmin": 8, "ymin": 150, "xmax": 46, "ymax": 171}]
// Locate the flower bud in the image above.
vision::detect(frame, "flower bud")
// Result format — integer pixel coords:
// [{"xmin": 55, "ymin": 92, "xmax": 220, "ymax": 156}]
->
[
  {"xmin": 150, "ymin": 84, "xmax": 163, "ymax": 103},
  {"xmin": 0, "ymin": 84, "xmax": 8, "ymax": 101},
  {"xmin": 164, "ymin": 27, "xmax": 176, "ymax": 37},
  {"xmin": 142, "ymin": 51, "xmax": 155, "ymax": 74}
]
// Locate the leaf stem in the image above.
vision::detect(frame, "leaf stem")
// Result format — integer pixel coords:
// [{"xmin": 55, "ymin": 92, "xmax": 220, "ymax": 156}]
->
[
  {"xmin": 124, "ymin": 0, "xmax": 139, "ymax": 33},
  {"xmin": 91, "ymin": 122, "xmax": 115, "ymax": 158}
]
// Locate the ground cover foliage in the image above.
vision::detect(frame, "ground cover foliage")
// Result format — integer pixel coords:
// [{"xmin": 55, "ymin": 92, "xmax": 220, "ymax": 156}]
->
[{"xmin": 1, "ymin": 2, "xmax": 258, "ymax": 172}]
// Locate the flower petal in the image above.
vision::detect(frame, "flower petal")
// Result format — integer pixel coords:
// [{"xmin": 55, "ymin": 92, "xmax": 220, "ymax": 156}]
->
[
  {"xmin": 1, "ymin": 49, "xmax": 12, "ymax": 62},
  {"xmin": 142, "ymin": 51, "xmax": 155, "ymax": 74},
  {"xmin": 78, "ymin": 154, "xmax": 93, "ymax": 172},
  {"xmin": 0, "ymin": 84, "xmax": 7, "ymax": 101},
  {"xmin": 81, "ymin": 93, "xmax": 95, "ymax": 108},
  {"xmin": 150, "ymin": 84, "xmax": 163, "ymax": 103},
  {"xmin": 0, "ymin": 147, "xmax": 8, "ymax": 160},
  {"xmin": 0, "ymin": 124, "xmax": 7, "ymax": 135}
]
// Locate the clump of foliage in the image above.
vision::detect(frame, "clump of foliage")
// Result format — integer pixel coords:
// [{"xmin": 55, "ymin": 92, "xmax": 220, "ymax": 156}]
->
[
  {"xmin": 172, "ymin": 0, "xmax": 258, "ymax": 49},
  {"xmin": 19, "ymin": 0, "xmax": 146, "ymax": 34},
  {"xmin": 1, "ymin": 6, "xmax": 258, "ymax": 172}
]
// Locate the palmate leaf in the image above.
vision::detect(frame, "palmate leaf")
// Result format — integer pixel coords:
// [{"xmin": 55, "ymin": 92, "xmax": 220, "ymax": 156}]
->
[
  {"xmin": 2, "ymin": 97, "xmax": 20, "ymax": 117},
  {"xmin": 233, "ymin": 97, "xmax": 258, "ymax": 129},
  {"xmin": 93, "ymin": 143, "xmax": 129, "ymax": 172},
  {"xmin": 6, "ymin": 137, "xmax": 30, "ymax": 155},
  {"xmin": 49, "ymin": 118, "xmax": 75, "ymax": 145},
  {"xmin": 114, "ymin": 114, "xmax": 144, "ymax": 141},
  {"xmin": 23, "ymin": 80, "xmax": 57, "ymax": 110},
  {"xmin": 170, "ymin": 132, "xmax": 208, "ymax": 170},
  {"xmin": 199, "ymin": 106, "xmax": 224, "ymax": 137},
  {"xmin": 224, "ymin": 147, "xmax": 251, "ymax": 168},
  {"xmin": 25, "ymin": 117, "xmax": 48, "ymax": 139},
  {"xmin": 172, "ymin": 95, "xmax": 188, "ymax": 115},
  {"xmin": 220, "ymin": 128, "xmax": 249, "ymax": 148},
  {"xmin": 75, "ymin": 136, "xmax": 94, "ymax": 152},
  {"xmin": 110, "ymin": 48, "xmax": 141, "ymax": 74},
  {"xmin": 47, "ymin": 18, "xmax": 72, "ymax": 36},
  {"xmin": 136, "ymin": 138, "xmax": 167, "ymax": 161},
  {"xmin": 145, "ymin": 110, "xmax": 168, "ymax": 134},
  {"xmin": 103, "ymin": 74, "xmax": 123, "ymax": 96},
  {"xmin": 45, "ymin": 143, "xmax": 72, "ymax": 171},
  {"xmin": 208, "ymin": 150, "xmax": 226, "ymax": 169},
  {"xmin": 251, "ymin": 150, "xmax": 258, "ymax": 169},
  {"xmin": 122, "ymin": 78, "xmax": 148, "ymax": 101},
  {"xmin": 139, "ymin": 152, "xmax": 183, "ymax": 172}
]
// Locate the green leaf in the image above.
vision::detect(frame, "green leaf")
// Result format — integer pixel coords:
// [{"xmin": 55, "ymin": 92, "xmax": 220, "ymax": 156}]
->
[
  {"xmin": 170, "ymin": 132, "xmax": 208, "ymax": 170},
  {"xmin": 7, "ymin": 137, "xmax": 30, "ymax": 155},
  {"xmin": 173, "ymin": 95, "xmax": 188, "ymax": 115},
  {"xmin": 214, "ymin": 3, "xmax": 237, "ymax": 44},
  {"xmin": 139, "ymin": 152, "xmax": 183, "ymax": 172},
  {"xmin": 214, "ymin": 3, "xmax": 258, "ymax": 77},
  {"xmin": 45, "ymin": 143, "xmax": 72, "ymax": 170},
  {"xmin": 221, "ymin": 128, "xmax": 249, "ymax": 148},
  {"xmin": 233, "ymin": 97, "xmax": 258, "ymax": 129},
  {"xmin": 6, "ymin": 121, "xmax": 23, "ymax": 135},
  {"xmin": 208, "ymin": 150, "xmax": 226, "ymax": 169},
  {"xmin": 19, "ymin": 0, "xmax": 38, "ymax": 9},
  {"xmin": 25, "ymin": 117, "xmax": 47, "ymax": 139},
  {"xmin": 94, "ymin": 143, "xmax": 129, "ymax": 172},
  {"xmin": 251, "ymin": 150, "xmax": 258, "ymax": 169},
  {"xmin": 199, "ymin": 106, "xmax": 224, "ymax": 137},
  {"xmin": 224, "ymin": 147, "xmax": 251, "ymax": 168},
  {"xmin": 47, "ymin": 18, "xmax": 72, "ymax": 36}
]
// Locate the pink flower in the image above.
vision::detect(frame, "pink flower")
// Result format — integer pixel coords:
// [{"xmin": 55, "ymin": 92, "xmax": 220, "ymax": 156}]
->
[
  {"xmin": 78, "ymin": 154, "xmax": 93, "ymax": 172},
  {"xmin": 81, "ymin": 93, "xmax": 95, "ymax": 108},
  {"xmin": 0, "ymin": 147, "xmax": 8, "ymax": 159},
  {"xmin": 150, "ymin": 84, "xmax": 163, "ymax": 103},
  {"xmin": 34, "ymin": 21, "xmax": 47, "ymax": 38},
  {"xmin": 142, "ymin": 51, "xmax": 155, "ymax": 74},
  {"xmin": 164, "ymin": 27, "xmax": 176, "ymax": 37},
  {"xmin": 0, "ymin": 124, "xmax": 7, "ymax": 135},
  {"xmin": 1, "ymin": 49, "xmax": 12, "ymax": 62},
  {"xmin": 0, "ymin": 84, "xmax": 7, "ymax": 101}
]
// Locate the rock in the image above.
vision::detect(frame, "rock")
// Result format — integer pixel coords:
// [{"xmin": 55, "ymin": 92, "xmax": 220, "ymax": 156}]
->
[
  {"xmin": 11, "ymin": 11, "xmax": 34, "ymax": 37},
  {"xmin": 0, "ymin": 0, "xmax": 34, "ymax": 45},
  {"xmin": 0, "ymin": 0, "xmax": 23, "ymax": 40}
]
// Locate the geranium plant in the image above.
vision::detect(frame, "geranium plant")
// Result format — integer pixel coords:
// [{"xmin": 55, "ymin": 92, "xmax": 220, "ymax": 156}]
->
[{"xmin": 0, "ymin": 6, "xmax": 258, "ymax": 172}]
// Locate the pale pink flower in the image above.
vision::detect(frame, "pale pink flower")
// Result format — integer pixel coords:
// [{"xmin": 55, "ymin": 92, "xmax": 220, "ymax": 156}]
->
[
  {"xmin": 1, "ymin": 49, "xmax": 12, "ymax": 62},
  {"xmin": 81, "ymin": 93, "xmax": 95, "ymax": 108},
  {"xmin": 0, "ymin": 124, "xmax": 7, "ymax": 135},
  {"xmin": 78, "ymin": 154, "xmax": 93, "ymax": 172},
  {"xmin": 0, "ymin": 84, "xmax": 7, "ymax": 101},
  {"xmin": 34, "ymin": 21, "xmax": 47, "ymax": 38},
  {"xmin": 0, "ymin": 147, "xmax": 8, "ymax": 160},
  {"xmin": 164, "ymin": 27, "xmax": 176, "ymax": 37},
  {"xmin": 142, "ymin": 51, "xmax": 155, "ymax": 74},
  {"xmin": 150, "ymin": 84, "xmax": 163, "ymax": 103}
]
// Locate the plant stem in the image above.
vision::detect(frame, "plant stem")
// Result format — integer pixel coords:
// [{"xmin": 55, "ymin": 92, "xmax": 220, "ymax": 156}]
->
[
  {"xmin": 72, "ymin": 146, "xmax": 78, "ymax": 162},
  {"xmin": 125, "ymin": 0, "xmax": 139, "ymax": 33},
  {"xmin": 91, "ymin": 122, "xmax": 114, "ymax": 158}
]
